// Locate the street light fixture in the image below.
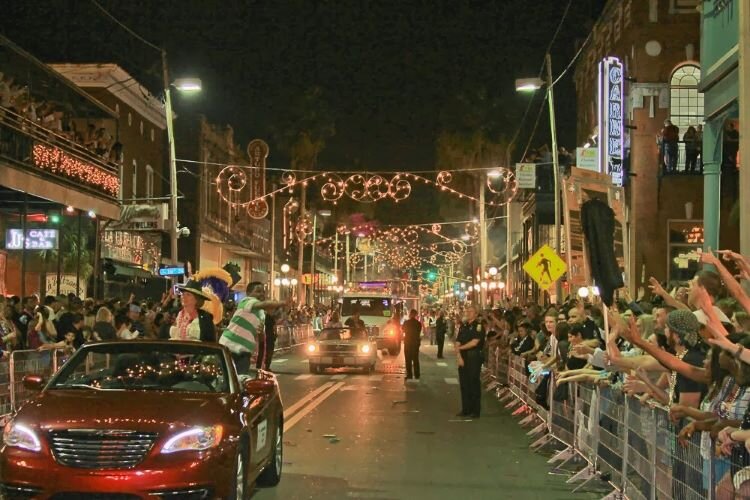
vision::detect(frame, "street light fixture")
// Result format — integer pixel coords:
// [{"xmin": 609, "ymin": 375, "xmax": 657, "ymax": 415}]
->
[
  {"xmin": 281, "ymin": 263, "xmax": 290, "ymax": 274},
  {"xmin": 172, "ymin": 78, "xmax": 202, "ymax": 92},
  {"xmin": 514, "ymin": 77, "xmax": 544, "ymax": 92},
  {"xmin": 488, "ymin": 266, "xmax": 498, "ymax": 276},
  {"xmin": 291, "ymin": 278, "xmax": 298, "ymax": 286},
  {"xmin": 516, "ymin": 53, "xmax": 563, "ymax": 303}
]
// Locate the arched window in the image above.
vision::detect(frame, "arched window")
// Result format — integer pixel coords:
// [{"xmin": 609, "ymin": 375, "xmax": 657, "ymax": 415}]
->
[{"xmin": 670, "ymin": 64, "xmax": 703, "ymax": 130}]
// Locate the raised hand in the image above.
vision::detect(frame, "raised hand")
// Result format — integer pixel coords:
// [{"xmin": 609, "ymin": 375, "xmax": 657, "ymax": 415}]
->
[{"xmin": 648, "ymin": 277, "xmax": 666, "ymax": 297}]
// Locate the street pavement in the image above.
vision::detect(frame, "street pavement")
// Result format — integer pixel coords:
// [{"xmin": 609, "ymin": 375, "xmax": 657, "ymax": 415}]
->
[{"xmin": 251, "ymin": 342, "xmax": 600, "ymax": 500}]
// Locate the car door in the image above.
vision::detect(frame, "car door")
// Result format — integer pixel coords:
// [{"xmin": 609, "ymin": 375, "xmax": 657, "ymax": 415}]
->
[{"xmin": 242, "ymin": 377, "xmax": 275, "ymax": 472}]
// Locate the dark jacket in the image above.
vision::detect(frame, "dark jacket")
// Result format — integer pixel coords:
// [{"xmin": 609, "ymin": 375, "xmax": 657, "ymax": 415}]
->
[
  {"xmin": 581, "ymin": 198, "xmax": 624, "ymax": 306},
  {"xmin": 198, "ymin": 310, "xmax": 216, "ymax": 342}
]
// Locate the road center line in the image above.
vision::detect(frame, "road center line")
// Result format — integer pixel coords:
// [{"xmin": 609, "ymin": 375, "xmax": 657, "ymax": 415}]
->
[
  {"xmin": 283, "ymin": 382, "xmax": 334, "ymax": 420},
  {"xmin": 436, "ymin": 362, "xmax": 447, "ymax": 367},
  {"xmin": 285, "ymin": 382, "xmax": 346, "ymax": 431},
  {"xmin": 294, "ymin": 374, "xmax": 313, "ymax": 380},
  {"xmin": 444, "ymin": 377, "xmax": 459, "ymax": 385}
]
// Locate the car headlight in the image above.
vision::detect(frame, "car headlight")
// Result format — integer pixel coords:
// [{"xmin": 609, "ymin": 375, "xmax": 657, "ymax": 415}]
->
[
  {"xmin": 307, "ymin": 343, "xmax": 317, "ymax": 353},
  {"xmin": 161, "ymin": 425, "xmax": 224, "ymax": 454},
  {"xmin": 3, "ymin": 422, "xmax": 41, "ymax": 452},
  {"xmin": 361, "ymin": 344, "xmax": 371, "ymax": 354}
]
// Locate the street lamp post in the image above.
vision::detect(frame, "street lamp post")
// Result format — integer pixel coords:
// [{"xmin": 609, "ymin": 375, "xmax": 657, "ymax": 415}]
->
[
  {"xmin": 161, "ymin": 50, "xmax": 201, "ymax": 272},
  {"xmin": 516, "ymin": 53, "xmax": 563, "ymax": 303}
]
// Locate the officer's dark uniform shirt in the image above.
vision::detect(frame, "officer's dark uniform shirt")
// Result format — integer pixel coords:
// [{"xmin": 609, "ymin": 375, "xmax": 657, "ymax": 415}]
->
[
  {"xmin": 402, "ymin": 318, "xmax": 422, "ymax": 345},
  {"xmin": 457, "ymin": 320, "xmax": 485, "ymax": 351}
]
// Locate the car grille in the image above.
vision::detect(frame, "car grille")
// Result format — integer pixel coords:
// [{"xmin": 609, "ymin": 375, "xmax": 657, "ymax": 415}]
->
[
  {"xmin": 318, "ymin": 344, "xmax": 358, "ymax": 354},
  {"xmin": 49, "ymin": 429, "xmax": 157, "ymax": 469}
]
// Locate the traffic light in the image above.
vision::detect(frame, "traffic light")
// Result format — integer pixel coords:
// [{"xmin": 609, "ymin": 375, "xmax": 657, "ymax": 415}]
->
[
  {"xmin": 49, "ymin": 213, "xmax": 61, "ymax": 224},
  {"xmin": 426, "ymin": 270, "xmax": 437, "ymax": 282}
]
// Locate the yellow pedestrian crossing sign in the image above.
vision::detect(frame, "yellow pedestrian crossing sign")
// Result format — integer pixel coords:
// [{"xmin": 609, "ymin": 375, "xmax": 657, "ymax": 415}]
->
[{"xmin": 523, "ymin": 245, "xmax": 567, "ymax": 290}]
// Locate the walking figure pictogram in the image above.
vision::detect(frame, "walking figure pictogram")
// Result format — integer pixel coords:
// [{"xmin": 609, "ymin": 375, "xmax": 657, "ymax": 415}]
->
[{"xmin": 537, "ymin": 254, "xmax": 552, "ymax": 284}]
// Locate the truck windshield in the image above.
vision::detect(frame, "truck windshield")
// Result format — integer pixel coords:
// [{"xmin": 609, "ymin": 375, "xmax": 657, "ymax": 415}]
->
[{"xmin": 342, "ymin": 297, "xmax": 391, "ymax": 317}]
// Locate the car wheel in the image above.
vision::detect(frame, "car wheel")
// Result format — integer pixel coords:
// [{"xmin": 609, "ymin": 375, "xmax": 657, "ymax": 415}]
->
[
  {"xmin": 388, "ymin": 345, "xmax": 401, "ymax": 356},
  {"xmin": 257, "ymin": 421, "xmax": 283, "ymax": 486},
  {"xmin": 230, "ymin": 443, "xmax": 248, "ymax": 499}
]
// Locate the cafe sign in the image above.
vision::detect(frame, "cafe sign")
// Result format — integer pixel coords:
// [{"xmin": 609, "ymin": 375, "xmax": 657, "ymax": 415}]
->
[{"xmin": 5, "ymin": 228, "xmax": 59, "ymax": 250}]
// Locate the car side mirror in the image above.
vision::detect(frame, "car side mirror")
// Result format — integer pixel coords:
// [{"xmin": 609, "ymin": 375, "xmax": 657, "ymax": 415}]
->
[
  {"xmin": 23, "ymin": 375, "xmax": 45, "ymax": 391},
  {"xmin": 243, "ymin": 378, "xmax": 275, "ymax": 398}
]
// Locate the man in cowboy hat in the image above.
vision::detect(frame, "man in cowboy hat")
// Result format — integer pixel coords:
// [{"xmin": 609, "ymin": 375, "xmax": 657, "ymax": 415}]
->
[{"xmin": 220, "ymin": 281, "xmax": 288, "ymax": 374}]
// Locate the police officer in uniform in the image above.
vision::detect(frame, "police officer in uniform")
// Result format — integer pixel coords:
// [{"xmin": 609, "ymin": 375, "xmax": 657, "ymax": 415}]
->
[{"xmin": 455, "ymin": 304, "xmax": 485, "ymax": 418}]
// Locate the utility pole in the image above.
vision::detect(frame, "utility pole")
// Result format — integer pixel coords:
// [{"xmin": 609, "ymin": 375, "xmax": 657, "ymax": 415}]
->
[
  {"xmin": 297, "ymin": 187, "xmax": 306, "ymax": 305},
  {"xmin": 162, "ymin": 50, "xmax": 180, "ymax": 270},
  {"xmin": 478, "ymin": 173, "xmax": 487, "ymax": 308},
  {"xmin": 346, "ymin": 232, "xmax": 351, "ymax": 283},
  {"xmin": 310, "ymin": 212, "xmax": 317, "ymax": 307},
  {"xmin": 740, "ymin": 0, "xmax": 750, "ymax": 254},
  {"xmin": 269, "ymin": 183, "xmax": 277, "ymax": 299},
  {"xmin": 545, "ymin": 53, "xmax": 563, "ymax": 304}
]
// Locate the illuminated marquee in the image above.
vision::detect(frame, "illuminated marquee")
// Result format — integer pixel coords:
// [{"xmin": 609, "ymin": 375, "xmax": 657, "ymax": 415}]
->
[{"xmin": 598, "ymin": 57, "xmax": 624, "ymax": 186}]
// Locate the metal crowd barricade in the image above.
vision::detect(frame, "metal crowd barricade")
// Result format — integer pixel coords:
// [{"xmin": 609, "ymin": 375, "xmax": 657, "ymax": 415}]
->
[
  {"xmin": 488, "ymin": 364, "xmax": 743, "ymax": 500},
  {"xmin": 9, "ymin": 349, "xmax": 55, "ymax": 412}
]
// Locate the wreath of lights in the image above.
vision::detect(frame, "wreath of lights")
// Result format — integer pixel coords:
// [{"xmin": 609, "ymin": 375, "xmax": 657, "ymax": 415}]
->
[
  {"xmin": 33, "ymin": 143, "xmax": 120, "ymax": 196},
  {"xmin": 215, "ymin": 167, "xmax": 517, "ymax": 218}
]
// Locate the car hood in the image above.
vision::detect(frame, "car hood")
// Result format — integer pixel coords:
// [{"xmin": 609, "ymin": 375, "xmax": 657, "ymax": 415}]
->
[{"xmin": 16, "ymin": 389, "xmax": 233, "ymax": 432}]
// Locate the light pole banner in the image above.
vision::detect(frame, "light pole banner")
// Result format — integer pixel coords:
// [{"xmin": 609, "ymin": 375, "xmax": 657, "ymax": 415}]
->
[
  {"xmin": 598, "ymin": 56, "xmax": 624, "ymax": 186},
  {"xmin": 515, "ymin": 163, "xmax": 537, "ymax": 189}
]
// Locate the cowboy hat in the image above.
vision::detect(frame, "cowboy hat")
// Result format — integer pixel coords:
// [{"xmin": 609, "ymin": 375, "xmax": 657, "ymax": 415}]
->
[{"xmin": 177, "ymin": 280, "xmax": 215, "ymax": 301}]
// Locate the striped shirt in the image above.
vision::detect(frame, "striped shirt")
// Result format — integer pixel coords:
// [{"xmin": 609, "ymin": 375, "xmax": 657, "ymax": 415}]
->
[{"xmin": 219, "ymin": 297, "xmax": 264, "ymax": 354}]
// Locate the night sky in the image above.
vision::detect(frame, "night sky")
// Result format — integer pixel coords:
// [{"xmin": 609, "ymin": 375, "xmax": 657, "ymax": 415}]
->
[{"xmin": 2, "ymin": 1, "xmax": 603, "ymax": 171}]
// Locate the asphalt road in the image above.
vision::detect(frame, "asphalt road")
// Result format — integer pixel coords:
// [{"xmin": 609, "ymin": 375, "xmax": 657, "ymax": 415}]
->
[{"xmin": 250, "ymin": 342, "xmax": 598, "ymax": 500}]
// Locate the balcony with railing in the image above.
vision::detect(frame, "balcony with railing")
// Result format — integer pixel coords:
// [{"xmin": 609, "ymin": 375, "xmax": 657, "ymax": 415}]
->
[
  {"xmin": 0, "ymin": 106, "xmax": 120, "ymax": 202},
  {"xmin": 658, "ymin": 140, "xmax": 703, "ymax": 176},
  {"xmin": 0, "ymin": 35, "xmax": 121, "ymax": 208}
]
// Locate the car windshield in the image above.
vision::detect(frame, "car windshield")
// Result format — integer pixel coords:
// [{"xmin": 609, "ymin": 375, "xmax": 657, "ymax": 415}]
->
[
  {"xmin": 342, "ymin": 297, "xmax": 391, "ymax": 317},
  {"xmin": 319, "ymin": 329, "xmax": 368, "ymax": 341},
  {"xmin": 48, "ymin": 343, "xmax": 230, "ymax": 393}
]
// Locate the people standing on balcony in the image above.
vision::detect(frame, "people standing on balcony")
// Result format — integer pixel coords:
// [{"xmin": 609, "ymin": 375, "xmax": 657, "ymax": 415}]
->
[
  {"xmin": 659, "ymin": 119, "xmax": 680, "ymax": 173},
  {"xmin": 696, "ymin": 124, "xmax": 704, "ymax": 172},
  {"xmin": 684, "ymin": 125, "xmax": 699, "ymax": 173}
]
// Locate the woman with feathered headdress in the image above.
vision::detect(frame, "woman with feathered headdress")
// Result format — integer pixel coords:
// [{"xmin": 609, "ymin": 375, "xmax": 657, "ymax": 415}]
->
[{"xmin": 170, "ymin": 268, "xmax": 233, "ymax": 342}]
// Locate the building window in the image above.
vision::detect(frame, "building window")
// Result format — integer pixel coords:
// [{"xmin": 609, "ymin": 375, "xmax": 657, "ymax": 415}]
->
[
  {"xmin": 150, "ymin": 128, "xmax": 155, "ymax": 142},
  {"xmin": 146, "ymin": 165, "xmax": 154, "ymax": 199},
  {"xmin": 132, "ymin": 159, "xmax": 138, "ymax": 201},
  {"xmin": 140, "ymin": 121, "xmax": 144, "ymax": 136},
  {"xmin": 128, "ymin": 112, "xmax": 132, "ymax": 126},
  {"xmin": 669, "ymin": 64, "xmax": 703, "ymax": 130}
]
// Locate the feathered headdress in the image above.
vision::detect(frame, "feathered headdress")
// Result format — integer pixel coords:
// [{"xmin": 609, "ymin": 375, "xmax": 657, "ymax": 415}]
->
[{"xmin": 191, "ymin": 267, "xmax": 234, "ymax": 325}]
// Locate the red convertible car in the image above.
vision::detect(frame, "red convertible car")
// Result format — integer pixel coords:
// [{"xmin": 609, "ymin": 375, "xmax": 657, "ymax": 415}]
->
[{"xmin": 0, "ymin": 341, "xmax": 284, "ymax": 499}]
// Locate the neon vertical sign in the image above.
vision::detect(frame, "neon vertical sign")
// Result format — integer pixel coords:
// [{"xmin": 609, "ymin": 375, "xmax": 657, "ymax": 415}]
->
[{"xmin": 598, "ymin": 57, "xmax": 624, "ymax": 186}]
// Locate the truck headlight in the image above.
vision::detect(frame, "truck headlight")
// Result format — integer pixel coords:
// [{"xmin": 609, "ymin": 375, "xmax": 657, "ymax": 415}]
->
[{"xmin": 361, "ymin": 344, "xmax": 371, "ymax": 354}]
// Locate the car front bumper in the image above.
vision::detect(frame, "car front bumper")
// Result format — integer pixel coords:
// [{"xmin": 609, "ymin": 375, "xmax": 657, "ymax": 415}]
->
[
  {"xmin": 0, "ymin": 443, "xmax": 237, "ymax": 499},
  {"xmin": 308, "ymin": 354, "xmax": 375, "ymax": 367}
]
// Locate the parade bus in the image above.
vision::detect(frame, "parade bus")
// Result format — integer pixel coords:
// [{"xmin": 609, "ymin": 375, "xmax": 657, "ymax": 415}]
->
[{"xmin": 340, "ymin": 281, "xmax": 414, "ymax": 355}]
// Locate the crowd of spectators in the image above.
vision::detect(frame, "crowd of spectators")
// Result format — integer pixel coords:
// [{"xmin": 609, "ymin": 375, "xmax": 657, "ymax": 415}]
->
[
  {"xmin": 478, "ymin": 248, "xmax": 750, "ymax": 498},
  {"xmin": 0, "ymin": 70, "xmax": 123, "ymax": 164}
]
